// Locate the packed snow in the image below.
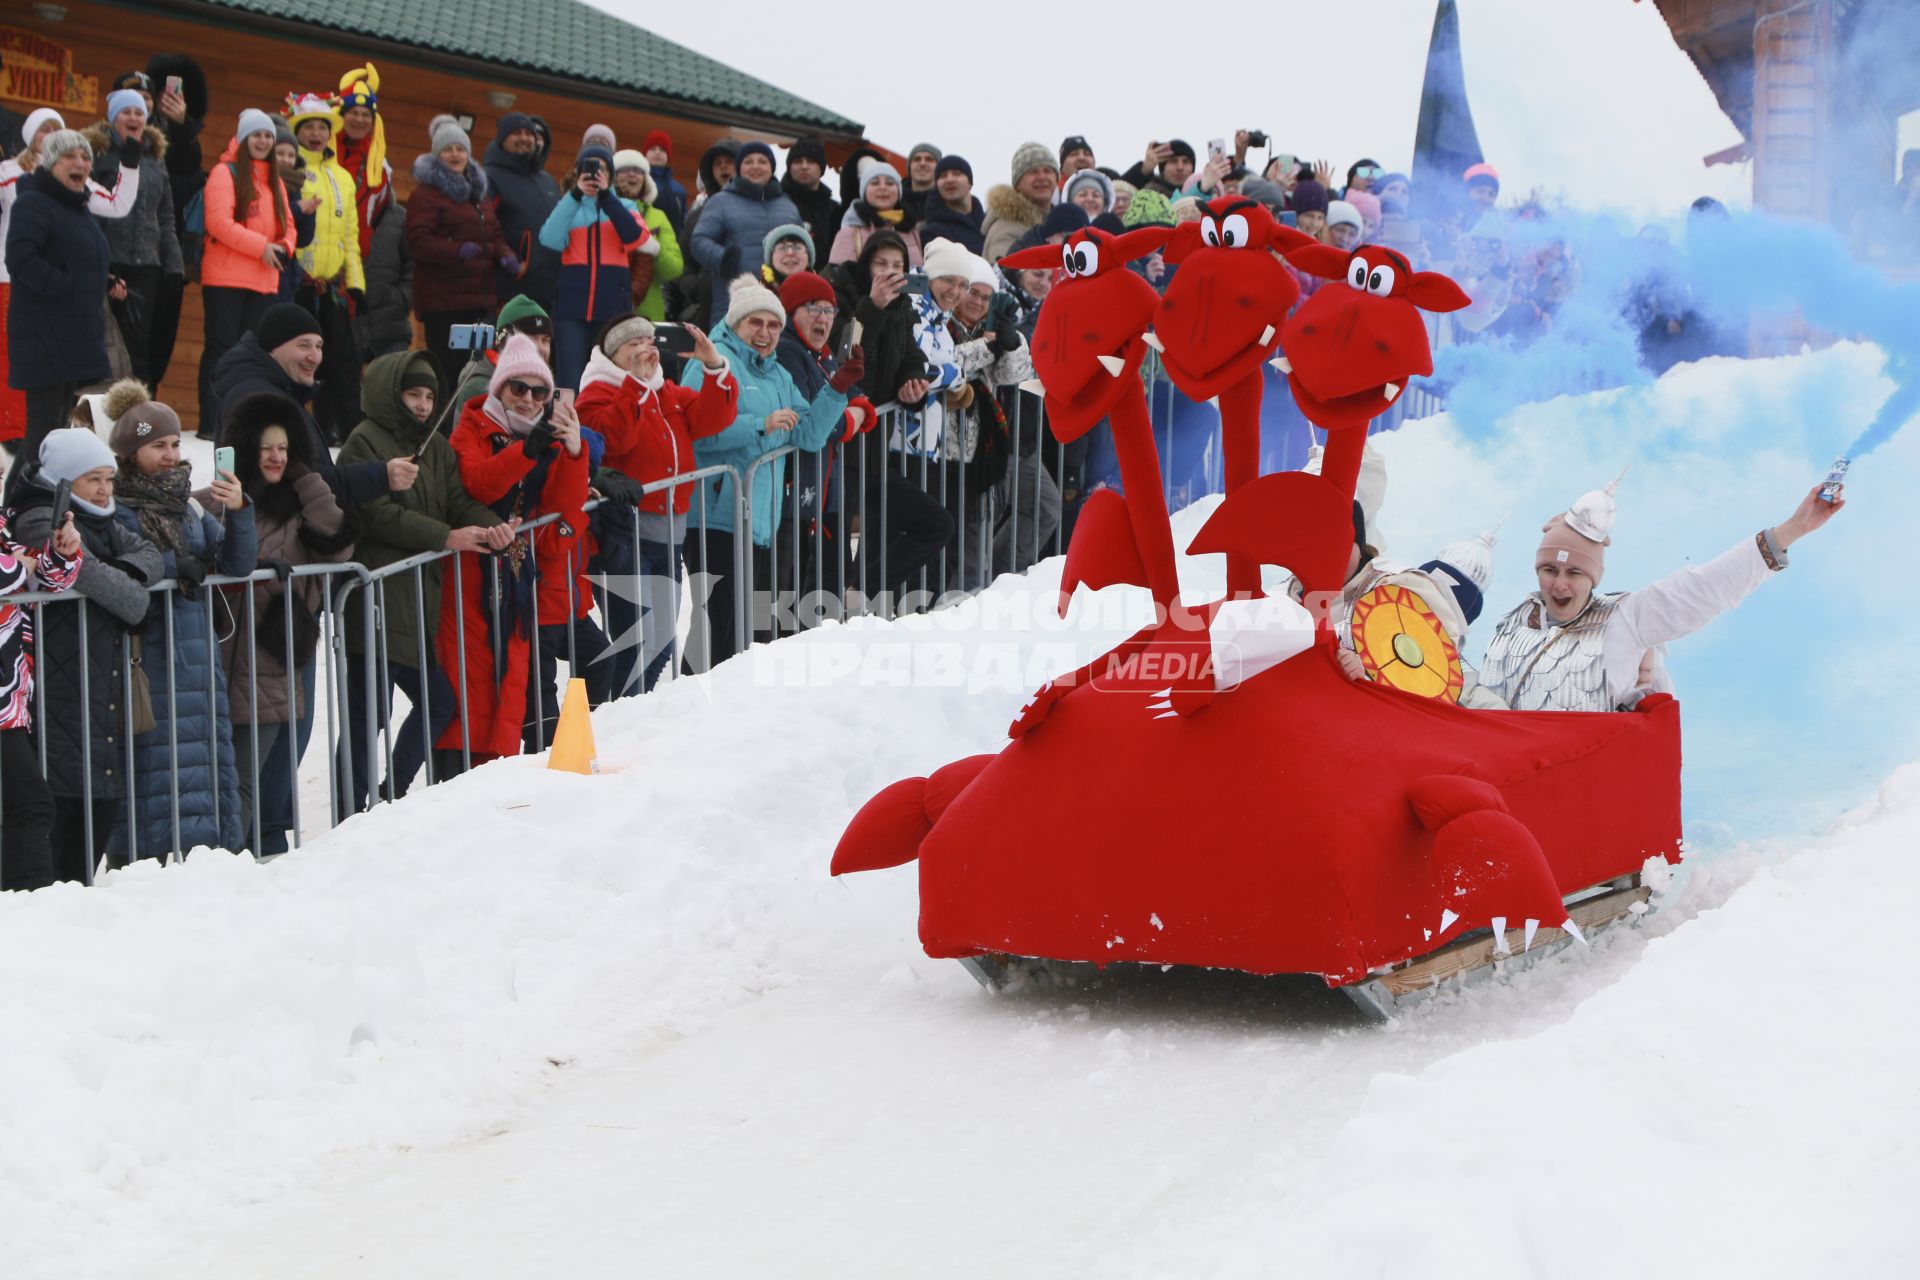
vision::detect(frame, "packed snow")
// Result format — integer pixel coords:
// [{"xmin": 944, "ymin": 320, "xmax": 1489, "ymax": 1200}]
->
[{"xmin": 3, "ymin": 347, "xmax": 1914, "ymax": 1277}]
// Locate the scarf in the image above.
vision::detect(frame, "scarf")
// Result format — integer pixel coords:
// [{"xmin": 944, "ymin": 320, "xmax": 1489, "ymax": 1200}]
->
[
  {"xmin": 875, "ymin": 208, "xmax": 904, "ymax": 225},
  {"xmin": 115, "ymin": 462, "xmax": 196, "ymax": 558},
  {"xmin": 484, "ymin": 395, "xmax": 542, "ymax": 437}
]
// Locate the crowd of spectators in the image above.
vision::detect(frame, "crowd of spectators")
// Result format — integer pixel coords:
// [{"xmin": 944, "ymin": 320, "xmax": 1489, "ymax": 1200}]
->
[{"xmin": 2, "ymin": 51, "xmax": 1610, "ymax": 887}]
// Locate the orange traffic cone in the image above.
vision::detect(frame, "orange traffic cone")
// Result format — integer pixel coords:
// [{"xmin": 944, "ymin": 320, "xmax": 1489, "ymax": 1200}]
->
[{"xmin": 546, "ymin": 677, "xmax": 600, "ymax": 775}]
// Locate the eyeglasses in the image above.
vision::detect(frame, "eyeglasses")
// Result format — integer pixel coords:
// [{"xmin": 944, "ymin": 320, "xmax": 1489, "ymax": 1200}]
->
[
  {"xmin": 1355, "ymin": 165, "xmax": 1383, "ymax": 180},
  {"xmin": 504, "ymin": 378, "xmax": 552, "ymax": 402},
  {"xmin": 799, "ymin": 302, "xmax": 836, "ymax": 316}
]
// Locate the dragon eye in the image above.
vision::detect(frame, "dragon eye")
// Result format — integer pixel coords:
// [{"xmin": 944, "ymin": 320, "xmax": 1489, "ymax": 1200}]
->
[
  {"xmin": 1221, "ymin": 213, "xmax": 1250, "ymax": 248},
  {"xmin": 1200, "ymin": 216, "xmax": 1221, "ymax": 248},
  {"xmin": 1061, "ymin": 243, "xmax": 1077, "ymax": 275},
  {"xmin": 1347, "ymin": 257, "xmax": 1370, "ymax": 290},
  {"xmin": 1366, "ymin": 263, "xmax": 1397, "ymax": 297},
  {"xmin": 1075, "ymin": 240, "xmax": 1099, "ymax": 277}
]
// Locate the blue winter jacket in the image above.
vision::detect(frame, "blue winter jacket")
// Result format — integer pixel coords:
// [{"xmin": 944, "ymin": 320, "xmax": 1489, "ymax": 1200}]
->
[
  {"xmin": 685, "ymin": 323, "xmax": 846, "ymax": 547},
  {"xmin": 686, "ymin": 177, "xmax": 801, "ymax": 327},
  {"xmin": 537, "ymin": 187, "xmax": 643, "ymax": 324},
  {"xmin": 112, "ymin": 495, "xmax": 257, "ymax": 859}
]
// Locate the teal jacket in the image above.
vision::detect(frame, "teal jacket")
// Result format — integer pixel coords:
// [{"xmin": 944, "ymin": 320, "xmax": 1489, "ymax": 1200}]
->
[{"xmin": 684, "ymin": 322, "xmax": 846, "ymax": 546}]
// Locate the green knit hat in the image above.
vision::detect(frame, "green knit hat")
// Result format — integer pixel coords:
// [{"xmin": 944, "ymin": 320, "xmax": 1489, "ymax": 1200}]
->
[
  {"xmin": 495, "ymin": 294, "xmax": 552, "ymax": 337},
  {"xmin": 761, "ymin": 222, "xmax": 815, "ymax": 269},
  {"xmin": 1122, "ymin": 188, "xmax": 1175, "ymax": 228}
]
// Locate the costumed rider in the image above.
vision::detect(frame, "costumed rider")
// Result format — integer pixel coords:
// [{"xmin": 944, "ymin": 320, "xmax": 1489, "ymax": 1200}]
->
[{"xmin": 1479, "ymin": 472, "xmax": 1845, "ymax": 712}]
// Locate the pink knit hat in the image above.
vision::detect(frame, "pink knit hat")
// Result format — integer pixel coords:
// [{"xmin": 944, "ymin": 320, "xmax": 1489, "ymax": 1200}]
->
[
  {"xmin": 1536, "ymin": 515, "xmax": 1606, "ymax": 584},
  {"xmin": 489, "ymin": 333, "xmax": 553, "ymax": 397}
]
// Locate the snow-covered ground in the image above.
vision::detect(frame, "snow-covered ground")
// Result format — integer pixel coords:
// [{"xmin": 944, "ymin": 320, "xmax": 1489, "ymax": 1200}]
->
[{"xmin": 5, "ymin": 348, "xmax": 1915, "ymax": 1277}]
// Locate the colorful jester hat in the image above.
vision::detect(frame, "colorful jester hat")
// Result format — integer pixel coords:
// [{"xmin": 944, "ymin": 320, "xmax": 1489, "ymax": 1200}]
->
[
  {"xmin": 283, "ymin": 91, "xmax": 339, "ymax": 139},
  {"xmin": 335, "ymin": 62, "xmax": 386, "ymax": 190}
]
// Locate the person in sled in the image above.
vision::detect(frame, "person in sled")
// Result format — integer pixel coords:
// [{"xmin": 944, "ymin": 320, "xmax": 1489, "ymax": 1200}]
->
[{"xmin": 1480, "ymin": 473, "xmax": 1844, "ymax": 712}]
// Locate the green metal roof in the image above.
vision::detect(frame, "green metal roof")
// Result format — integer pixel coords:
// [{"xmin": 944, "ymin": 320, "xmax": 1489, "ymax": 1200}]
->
[{"xmin": 194, "ymin": 0, "xmax": 862, "ymax": 133}]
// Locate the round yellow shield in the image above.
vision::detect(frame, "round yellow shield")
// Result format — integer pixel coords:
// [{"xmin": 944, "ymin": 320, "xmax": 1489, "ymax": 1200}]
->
[{"xmin": 1350, "ymin": 584, "xmax": 1464, "ymax": 701}]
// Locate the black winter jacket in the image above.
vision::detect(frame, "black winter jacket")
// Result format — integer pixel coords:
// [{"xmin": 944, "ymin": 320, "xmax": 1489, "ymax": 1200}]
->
[
  {"xmin": 483, "ymin": 130, "xmax": 562, "ymax": 308},
  {"xmin": 354, "ymin": 198, "xmax": 413, "ymax": 359},
  {"xmin": 920, "ymin": 197, "xmax": 986, "ymax": 256},
  {"xmin": 212, "ymin": 334, "xmax": 390, "ymax": 508},
  {"xmin": 4, "ymin": 170, "xmax": 112, "ymax": 390}
]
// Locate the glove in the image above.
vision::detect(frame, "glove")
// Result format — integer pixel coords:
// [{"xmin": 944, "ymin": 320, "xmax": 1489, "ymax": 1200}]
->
[
  {"xmin": 719, "ymin": 244, "xmax": 742, "ymax": 278},
  {"xmin": 115, "ymin": 134, "xmax": 142, "ymax": 167},
  {"xmin": 828, "ymin": 344, "xmax": 865, "ymax": 393},
  {"xmin": 498, "ymin": 251, "xmax": 521, "ymax": 275},
  {"xmin": 173, "ymin": 555, "xmax": 208, "ymax": 599},
  {"xmin": 593, "ymin": 468, "xmax": 646, "ymax": 507},
  {"xmin": 457, "ymin": 241, "xmax": 484, "ymax": 261},
  {"xmin": 521, "ymin": 422, "xmax": 557, "ymax": 459},
  {"xmin": 258, "ymin": 557, "xmax": 295, "ymax": 583}
]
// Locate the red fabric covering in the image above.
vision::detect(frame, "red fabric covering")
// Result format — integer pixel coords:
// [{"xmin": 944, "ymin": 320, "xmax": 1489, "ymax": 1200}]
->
[
  {"xmin": 909, "ymin": 650, "xmax": 1682, "ymax": 985},
  {"xmin": 0, "ymin": 282, "xmax": 23, "ymax": 442}
]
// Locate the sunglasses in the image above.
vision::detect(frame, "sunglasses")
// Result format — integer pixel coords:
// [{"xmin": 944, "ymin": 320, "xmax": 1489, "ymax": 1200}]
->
[
  {"xmin": 504, "ymin": 378, "xmax": 552, "ymax": 402},
  {"xmin": 1355, "ymin": 165, "xmax": 1383, "ymax": 180}
]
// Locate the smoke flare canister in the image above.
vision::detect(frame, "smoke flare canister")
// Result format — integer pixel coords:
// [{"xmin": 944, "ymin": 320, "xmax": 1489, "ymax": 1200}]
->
[{"xmin": 1819, "ymin": 456, "xmax": 1849, "ymax": 504}]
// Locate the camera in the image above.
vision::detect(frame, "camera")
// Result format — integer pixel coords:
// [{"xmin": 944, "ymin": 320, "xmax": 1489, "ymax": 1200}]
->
[
  {"xmin": 448, "ymin": 323, "xmax": 497, "ymax": 350},
  {"xmin": 1246, "ymin": 129, "xmax": 1269, "ymax": 148}
]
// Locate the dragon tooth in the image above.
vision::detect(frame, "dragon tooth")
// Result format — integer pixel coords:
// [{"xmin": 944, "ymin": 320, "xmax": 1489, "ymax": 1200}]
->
[
  {"xmin": 1259, "ymin": 324, "xmax": 1276, "ymax": 346},
  {"xmin": 1141, "ymin": 331, "xmax": 1165, "ymax": 352},
  {"xmin": 1272, "ymin": 355, "xmax": 1292, "ymax": 374},
  {"xmin": 1561, "ymin": 918, "xmax": 1589, "ymax": 948},
  {"xmin": 1523, "ymin": 919, "xmax": 1541, "ymax": 952},
  {"xmin": 1382, "ymin": 381, "xmax": 1402, "ymax": 402},
  {"xmin": 1490, "ymin": 916, "xmax": 1510, "ymax": 954},
  {"xmin": 1439, "ymin": 908, "xmax": 1459, "ymax": 934},
  {"xmin": 1096, "ymin": 354, "xmax": 1125, "ymax": 376},
  {"xmin": 1019, "ymin": 378, "xmax": 1046, "ymax": 397}
]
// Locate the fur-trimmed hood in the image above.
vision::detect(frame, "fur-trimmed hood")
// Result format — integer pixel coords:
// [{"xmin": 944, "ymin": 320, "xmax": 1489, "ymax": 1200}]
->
[
  {"xmin": 82, "ymin": 120, "xmax": 168, "ymax": 163},
  {"xmin": 985, "ymin": 183, "xmax": 1047, "ymax": 230},
  {"xmin": 411, "ymin": 150, "xmax": 489, "ymax": 203}
]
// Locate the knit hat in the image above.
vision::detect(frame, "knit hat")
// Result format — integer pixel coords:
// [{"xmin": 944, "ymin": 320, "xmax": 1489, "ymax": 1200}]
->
[
  {"xmin": 497, "ymin": 111, "xmax": 536, "ymax": 139},
  {"xmin": 762, "ymin": 222, "xmax": 814, "ymax": 268},
  {"xmin": 1345, "ymin": 189, "xmax": 1381, "ymax": 228},
  {"xmin": 1378, "ymin": 171, "xmax": 1411, "ymax": 193},
  {"xmin": 1164, "ymin": 139, "xmax": 1196, "ymax": 165},
  {"xmin": 922, "ymin": 237, "xmax": 973, "ymax": 283},
  {"xmin": 934, "ymin": 154, "xmax": 972, "ymax": 182},
  {"xmin": 577, "ymin": 144, "xmax": 613, "ymax": 177},
  {"xmin": 106, "ymin": 89, "xmax": 148, "ymax": 124},
  {"xmin": 236, "ymin": 107, "xmax": 276, "ymax": 143},
  {"xmin": 1059, "ymin": 135, "xmax": 1093, "ymax": 163},
  {"xmin": 1111, "ymin": 177, "xmax": 1136, "ymax": 204},
  {"xmin": 39, "ymin": 426, "xmax": 118, "ymax": 485},
  {"xmin": 1169, "ymin": 197, "xmax": 1206, "ymax": 224},
  {"xmin": 1326, "ymin": 200, "xmax": 1363, "ymax": 231},
  {"xmin": 430, "ymin": 114, "xmax": 470, "ymax": 156},
  {"xmin": 860, "ymin": 160, "xmax": 901, "ymax": 199},
  {"xmin": 1063, "ymin": 168, "xmax": 1114, "ymax": 211},
  {"xmin": 335, "ymin": 64, "xmax": 386, "ymax": 191},
  {"xmin": 400, "ymin": 358, "xmax": 440, "ymax": 393},
  {"xmin": 734, "ymin": 141, "xmax": 776, "ymax": 171},
  {"xmin": 1009, "ymin": 141, "xmax": 1056, "ymax": 186},
  {"xmin": 778, "ymin": 271, "xmax": 836, "ymax": 315},
  {"xmin": 724, "ymin": 273, "xmax": 785, "ymax": 332},
  {"xmin": 1040, "ymin": 203, "xmax": 1090, "ymax": 239},
  {"xmin": 1092, "ymin": 212, "xmax": 1127, "ymax": 237},
  {"xmin": 965, "ymin": 254, "xmax": 998, "ymax": 290},
  {"xmin": 582, "ymin": 123, "xmax": 617, "ymax": 154},
  {"xmin": 38, "ymin": 129, "xmax": 91, "ymax": 166},
  {"xmin": 600, "ymin": 315, "xmax": 655, "ymax": 356},
  {"xmin": 642, "ymin": 129, "xmax": 673, "ymax": 160},
  {"xmin": 1537, "ymin": 473, "xmax": 1623, "ymax": 585},
  {"xmin": 908, "ymin": 141, "xmax": 941, "ymax": 163},
  {"xmin": 1289, "ymin": 179, "xmax": 1329, "ymax": 216},
  {"xmin": 1421, "ymin": 529, "xmax": 1498, "ymax": 626},
  {"xmin": 1463, "ymin": 162, "xmax": 1501, "ymax": 191},
  {"xmin": 613, "ymin": 148, "xmax": 646, "ymax": 173},
  {"xmin": 1240, "ymin": 178, "xmax": 1286, "ymax": 213},
  {"xmin": 106, "ymin": 381, "xmax": 182, "ymax": 458},
  {"xmin": 254, "ymin": 304, "xmax": 320, "ymax": 355},
  {"xmin": 274, "ymin": 117, "xmax": 297, "ymax": 151},
  {"xmin": 786, "ymin": 136, "xmax": 825, "ymax": 169},
  {"xmin": 21, "ymin": 108, "xmax": 64, "ymax": 148},
  {"xmin": 1122, "ymin": 188, "xmax": 1174, "ymax": 228},
  {"xmin": 496, "ymin": 294, "xmax": 552, "ymax": 336},
  {"xmin": 489, "ymin": 333, "xmax": 553, "ymax": 397}
]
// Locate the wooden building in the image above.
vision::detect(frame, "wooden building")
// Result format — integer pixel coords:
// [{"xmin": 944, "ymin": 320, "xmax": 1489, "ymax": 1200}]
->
[{"xmin": 2, "ymin": 0, "xmax": 868, "ymax": 425}]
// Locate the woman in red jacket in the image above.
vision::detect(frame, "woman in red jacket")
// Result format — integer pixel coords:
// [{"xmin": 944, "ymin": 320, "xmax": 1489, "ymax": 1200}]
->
[
  {"xmin": 575, "ymin": 314, "xmax": 738, "ymax": 694},
  {"xmin": 406, "ymin": 117, "xmax": 513, "ymax": 391},
  {"xmin": 433, "ymin": 334, "xmax": 588, "ymax": 762},
  {"xmin": 199, "ymin": 108, "xmax": 297, "ymax": 435}
]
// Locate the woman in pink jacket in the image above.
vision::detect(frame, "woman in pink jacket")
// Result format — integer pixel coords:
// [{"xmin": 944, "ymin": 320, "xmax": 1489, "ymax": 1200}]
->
[{"xmin": 198, "ymin": 108, "xmax": 297, "ymax": 439}]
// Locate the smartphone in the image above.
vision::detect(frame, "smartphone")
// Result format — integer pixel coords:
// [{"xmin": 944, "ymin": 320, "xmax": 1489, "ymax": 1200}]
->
[
  {"xmin": 48, "ymin": 480, "xmax": 73, "ymax": 538},
  {"xmin": 1208, "ymin": 138, "xmax": 1228, "ymax": 163},
  {"xmin": 1279, "ymin": 210, "xmax": 1298, "ymax": 228},
  {"xmin": 448, "ymin": 323, "xmax": 496, "ymax": 351},
  {"xmin": 214, "ymin": 445, "xmax": 235, "ymax": 476},
  {"xmin": 1273, "ymin": 153, "xmax": 1296, "ymax": 176},
  {"xmin": 902, "ymin": 269, "xmax": 930, "ymax": 298},
  {"xmin": 653, "ymin": 322, "xmax": 697, "ymax": 360},
  {"xmin": 165, "ymin": 75, "xmax": 183, "ymax": 99}
]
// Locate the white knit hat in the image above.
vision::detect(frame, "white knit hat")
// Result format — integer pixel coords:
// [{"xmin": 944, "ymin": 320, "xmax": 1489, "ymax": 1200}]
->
[
  {"xmin": 965, "ymin": 254, "xmax": 998, "ymax": 290},
  {"xmin": 1327, "ymin": 200, "xmax": 1363, "ymax": 230},
  {"xmin": 39, "ymin": 425, "xmax": 118, "ymax": 484},
  {"xmin": 236, "ymin": 107, "xmax": 276, "ymax": 144},
  {"xmin": 21, "ymin": 108, "xmax": 64, "ymax": 149},
  {"xmin": 723, "ymin": 273, "xmax": 785, "ymax": 331},
  {"xmin": 922, "ymin": 237, "xmax": 974, "ymax": 283}
]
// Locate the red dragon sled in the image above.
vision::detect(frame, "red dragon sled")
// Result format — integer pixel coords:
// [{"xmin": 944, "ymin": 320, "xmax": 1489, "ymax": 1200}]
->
[{"xmin": 831, "ymin": 223, "xmax": 1680, "ymax": 1016}]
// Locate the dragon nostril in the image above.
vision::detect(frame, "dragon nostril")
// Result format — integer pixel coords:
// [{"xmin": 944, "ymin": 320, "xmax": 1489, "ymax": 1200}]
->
[
  {"xmin": 1301, "ymin": 323, "xmax": 1317, "ymax": 336},
  {"xmin": 1083, "ymin": 332, "xmax": 1101, "ymax": 344},
  {"xmin": 1374, "ymin": 339, "xmax": 1391, "ymax": 355}
]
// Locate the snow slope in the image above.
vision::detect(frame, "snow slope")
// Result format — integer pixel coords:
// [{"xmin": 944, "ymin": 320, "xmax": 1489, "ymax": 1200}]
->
[{"xmin": 3, "ymin": 348, "xmax": 1912, "ymax": 1275}]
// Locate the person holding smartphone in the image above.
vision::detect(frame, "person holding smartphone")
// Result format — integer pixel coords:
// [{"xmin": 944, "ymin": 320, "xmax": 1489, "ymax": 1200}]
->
[
  {"xmin": 198, "ymin": 109, "xmax": 297, "ymax": 440},
  {"xmin": 538, "ymin": 145, "xmax": 647, "ymax": 390}
]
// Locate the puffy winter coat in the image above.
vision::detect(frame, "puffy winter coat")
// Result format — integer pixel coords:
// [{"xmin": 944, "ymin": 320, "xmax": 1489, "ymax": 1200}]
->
[
  {"xmin": 683, "ymin": 321, "xmax": 845, "ymax": 547},
  {"xmin": 407, "ymin": 153, "xmax": 508, "ymax": 315},
  {"xmin": 5, "ymin": 169, "xmax": 113, "ymax": 391},
  {"xmin": 920, "ymin": 197, "xmax": 986, "ymax": 257},
  {"xmin": 0, "ymin": 151, "xmax": 138, "ymax": 287},
  {"xmin": 338, "ymin": 351, "xmax": 502, "ymax": 667},
  {"xmin": 219, "ymin": 389, "xmax": 357, "ymax": 724},
  {"xmin": 575, "ymin": 347, "xmax": 738, "ymax": 523},
  {"xmin": 828, "ymin": 201, "xmax": 924, "ymax": 268},
  {"xmin": 539, "ymin": 187, "xmax": 645, "ymax": 323},
  {"xmin": 12, "ymin": 477, "xmax": 162, "ymax": 802},
  {"xmin": 212, "ymin": 333, "xmax": 390, "ymax": 508},
  {"xmin": 290, "ymin": 140, "xmax": 364, "ymax": 291},
  {"xmin": 83, "ymin": 122, "xmax": 182, "ymax": 275},
  {"xmin": 113, "ymin": 471, "xmax": 255, "ymax": 860},
  {"xmin": 0, "ymin": 511, "xmax": 83, "ymax": 731},
  {"xmin": 981, "ymin": 184, "xmax": 1050, "ymax": 262},
  {"xmin": 353, "ymin": 198, "xmax": 413, "ymax": 358},
  {"xmin": 688, "ymin": 177, "xmax": 801, "ymax": 324},
  {"xmin": 433, "ymin": 395, "xmax": 591, "ymax": 759},
  {"xmin": 201, "ymin": 137, "xmax": 297, "ymax": 294},
  {"xmin": 483, "ymin": 128, "xmax": 562, "ymax": 308}
]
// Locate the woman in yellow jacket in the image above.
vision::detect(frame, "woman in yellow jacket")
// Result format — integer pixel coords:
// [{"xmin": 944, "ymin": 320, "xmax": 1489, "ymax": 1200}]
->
[
  {"xmin": 282, "ymin": 92, "xmax": 365, "ymax": 441},
  {"xmin": 198, "ymin": 108, "xmax": 297, "ymax": 439}
]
